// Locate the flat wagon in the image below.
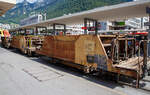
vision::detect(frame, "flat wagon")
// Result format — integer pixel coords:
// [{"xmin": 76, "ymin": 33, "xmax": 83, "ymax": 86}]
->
[
  {"xmin": 11, "ymin": 35, "xmax": 44, "ymax": 56},
  {"xmin": 10, "ymin": 28, "xmax": 45, "ymax": 56},
  {"xmin": 36, "ymin": 34, "xmax": 148, "ymax": 87}
]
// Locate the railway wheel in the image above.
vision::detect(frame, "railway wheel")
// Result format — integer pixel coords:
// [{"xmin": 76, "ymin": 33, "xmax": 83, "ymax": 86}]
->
[
  {"xmin": 83, "ymin": 67, "xmax": 90, "ymax": 73},
  {"xmin": 6, "ymin": 43, "xmax": 10, "ymax": 49},
  {"xmin": 27, "ymin": 50, "xmax": 33, "ymax": 57}
]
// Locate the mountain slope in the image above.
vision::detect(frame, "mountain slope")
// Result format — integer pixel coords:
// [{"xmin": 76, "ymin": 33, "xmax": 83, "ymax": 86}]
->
[{"xmin": 0, "ymin": 0, "xmax": 133, "ymax": 24}]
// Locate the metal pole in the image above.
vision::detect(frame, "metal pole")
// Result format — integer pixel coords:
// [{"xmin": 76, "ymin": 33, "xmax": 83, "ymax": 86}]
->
[
  {"xmin": 143, "ymin": 41, "xmax": 148, "ymax": 76},
  {"xmin": 136, "ymin": 41, "xmax": 141, "ymax": 88},
  {"xmin": 64, "ymin": 24, "xmax": 66, "ymax": 35},
  {"xmin": 95, "ymin": 20, "xmax": 98, "ymax": 35},
  {"xmin": 149, "ymin": 14, "xmax": 150, "ymax": 29},
  {"xmin": 45, "ymin": 27, "xmax": 48, "ymax": 36},
  {"xmin": 36, "ymin": 27, "xmax": 38, "ymax": 36},
  {"xmin": 25, "ymin": 29, "xmax": 27, "ymax": 36},
  {"xmin": 84, "ymin": 18, "xmax": 87, "ymax": 35},
  {"xmin": 53, "ymin": 24, "xmax": 56, "ymax": 35}
]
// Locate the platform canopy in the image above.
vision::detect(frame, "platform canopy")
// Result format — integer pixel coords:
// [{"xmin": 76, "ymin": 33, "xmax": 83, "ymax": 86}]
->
[
  {"xmin": 15, "ymin": 0, "xmax": 150, "ymax": 29},
  {"xmin": 0, "ymin": 0, "xmax": 16, "ymax": 16}
]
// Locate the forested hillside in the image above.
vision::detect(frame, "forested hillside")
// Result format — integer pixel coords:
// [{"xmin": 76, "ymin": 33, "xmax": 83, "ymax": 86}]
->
[{"xmin": 0, "ymin": 0, "xmax": 133, "ymax": 24}]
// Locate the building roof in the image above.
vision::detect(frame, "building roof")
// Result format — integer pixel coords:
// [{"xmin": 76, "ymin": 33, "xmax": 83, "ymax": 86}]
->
[
  {"xmin": 0, "ymin": 0, "xmax": 16, "ymax": 16},
  {"xmin": 13, "ymin": 0, "xmax": 150, "ymax": 30}
]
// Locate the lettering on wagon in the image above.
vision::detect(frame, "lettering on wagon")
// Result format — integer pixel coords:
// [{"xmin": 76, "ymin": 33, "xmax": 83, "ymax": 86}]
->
[{"xmin": 84, "ymin": 41, "xmax": 95, "ymax": 54}]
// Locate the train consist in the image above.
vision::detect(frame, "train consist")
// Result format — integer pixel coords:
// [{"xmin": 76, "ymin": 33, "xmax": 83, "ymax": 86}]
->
[
  {"xmin": 1, "ymin": 27, "xmax": 149, "ymax": 88},
  {"xmin": 36, "ymin": 33, "xmax": 149, "ymax": 87},
  {"xmin": 1, "ymin": 0, "xmax": 150, "ymax": 88}
]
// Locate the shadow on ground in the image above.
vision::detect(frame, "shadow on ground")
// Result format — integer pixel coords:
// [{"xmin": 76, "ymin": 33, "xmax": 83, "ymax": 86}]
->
[{"xmin": 29, "ymin": 56, "xmax": 124, "ymax": 89}]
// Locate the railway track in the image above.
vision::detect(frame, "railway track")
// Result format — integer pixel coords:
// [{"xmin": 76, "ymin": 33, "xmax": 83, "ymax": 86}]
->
[
  {"xmin": 85, "ymin": 72, "xmax": 150, "ymax": 93},
  {"xmin": 40, "ymin": 56, "xmax": 150, "ymax": 92}
]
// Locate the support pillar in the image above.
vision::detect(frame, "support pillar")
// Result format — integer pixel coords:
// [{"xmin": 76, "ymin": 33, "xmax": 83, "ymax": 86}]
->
[
  {"xmin": 53, "ymin": 23, "xmax": 66, "ymax": 35},
  {"xmin": 53, "ymin": 24, "xmax": 56, "ymax": 35},
  {"xmin": 35, "ymin": 27, "xmax": 38, "ymax": 35},
  {"xmin": 146, "ymin": 7, "xmax": 150, "ymax": 57},
  {"xmin": 84, "ymin": 18, "xmax": 98, "ymax": 35},
  {"xmin": 64, "ymin": 24, "xmax": 66, "ymax": 35},
  {"xmin": 84, "ymin": 18, "xmax": 87, "ymax": 35},
  {"xmin": 24, "ymin": 29, "xmax": 27, "ymax": 35}
]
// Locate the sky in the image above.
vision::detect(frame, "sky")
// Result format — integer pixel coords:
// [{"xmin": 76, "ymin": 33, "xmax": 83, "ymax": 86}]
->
[{"xmin": 16, "ymin": 0, "xmax": 37, "ymax": 3}]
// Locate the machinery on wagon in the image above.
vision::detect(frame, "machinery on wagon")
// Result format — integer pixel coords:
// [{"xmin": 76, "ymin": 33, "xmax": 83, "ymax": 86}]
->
[
  {"xmin": 0, "ymin": 29, "xmax": 11, "ymax": 48},
  {"xmin": 10, "ymin": 27, "xmax": 45, "ymax": 56}
]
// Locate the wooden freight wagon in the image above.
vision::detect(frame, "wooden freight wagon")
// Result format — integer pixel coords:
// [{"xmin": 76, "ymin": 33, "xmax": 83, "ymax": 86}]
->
[
  {"xmin": 11, "ymin": 35, "xmax": 44, "ymax": 56},
  {"xmin": 36, "ymin": 34, "xmax": 147, "ymax": 83}
]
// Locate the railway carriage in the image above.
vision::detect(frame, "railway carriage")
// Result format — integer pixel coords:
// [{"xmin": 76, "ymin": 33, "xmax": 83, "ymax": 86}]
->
[
  {"xmin": 10, "ymin": 28, "xmax": 45, "ymax": 56},
  {"xmin": 36, "ymin": 34, "xmax": 147, "ymax": 81}
]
